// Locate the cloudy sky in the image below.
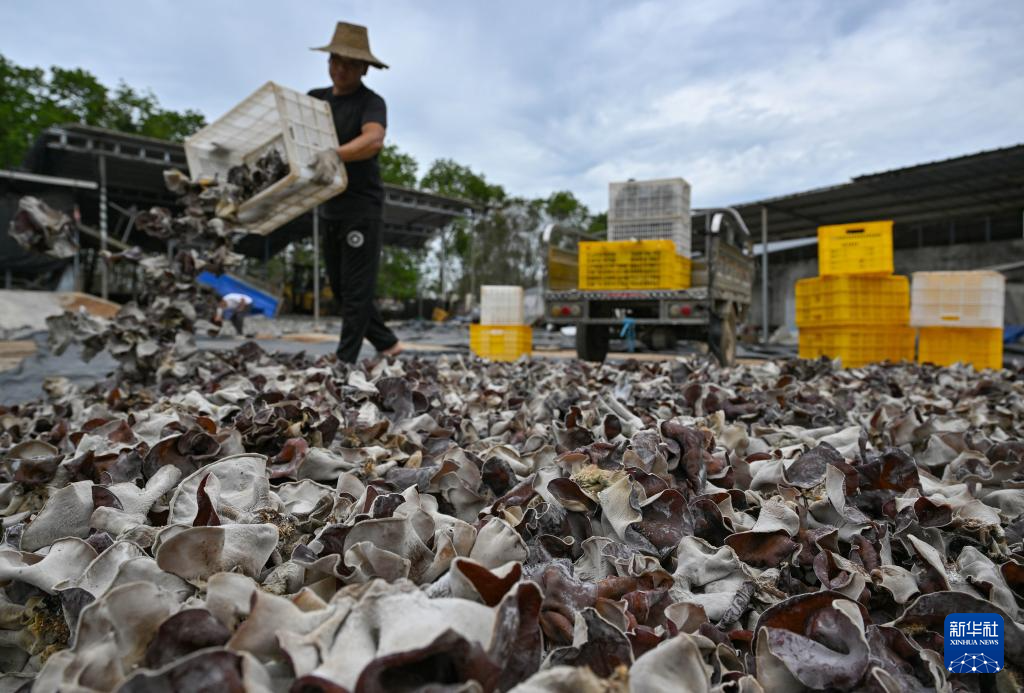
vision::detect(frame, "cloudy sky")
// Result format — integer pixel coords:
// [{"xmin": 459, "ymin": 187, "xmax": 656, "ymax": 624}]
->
[{"xmin": 2, "ymin": 0, "xmax": 1022, "ymax": 211}]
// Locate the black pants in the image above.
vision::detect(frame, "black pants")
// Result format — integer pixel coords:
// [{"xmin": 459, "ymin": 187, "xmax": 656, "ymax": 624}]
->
[
  {"xmin": 322, "ymin": 215, "xmax": 398, "ymax": 363},
  {"xmin": 229, "ymin": 308, "xmax": 247, "ymax": 334}
]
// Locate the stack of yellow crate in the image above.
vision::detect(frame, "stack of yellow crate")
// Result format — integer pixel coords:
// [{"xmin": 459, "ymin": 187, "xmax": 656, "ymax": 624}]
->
[
  {"xmin": 911, "ymin": 271, "xmax": 1005, "ymax": 370},
  {"xmin": 797, "ymin": 221, "xmax": 914, "ymax": 367},
  {"xmin": 470, "ymin": 286, "xmax": 532, "ymax": 361},
  {"xmin": 578, "ymin": 239, "xmax": 691, "ymax": 291}
]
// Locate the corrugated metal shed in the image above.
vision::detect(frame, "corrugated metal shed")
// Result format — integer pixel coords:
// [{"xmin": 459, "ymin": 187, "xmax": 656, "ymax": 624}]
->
[
  {"xmin": 700, "ymin": 144, "xmax": 1024, "ymax": 242},
  {"xmin": 21, "ymin": 123, "xmax": 476, "ymax": 254}
]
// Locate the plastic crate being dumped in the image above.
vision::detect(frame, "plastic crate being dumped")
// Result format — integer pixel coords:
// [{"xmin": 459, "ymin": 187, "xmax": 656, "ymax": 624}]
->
[
  {"xmin": 795, "ymin": 275, "xmax": 909, "ymax": 327},
  {"xmin": 470, "ymin": 325, "xmax": 532, "ymax": 362},
  {"xmin": 608, "ymin": 178, "xmax": 692, "ymax": 257},
  {"xmin": 910, "ymin": 271, "xmax": 1005, "ymax": 328},
  {"xmin": 578, "ymin": 240, "xmax": 692, "ymax": 290},
  {"xmin": 798, "ymin": 326, "xmax": 915, "ymax": 368},
  {"xmin": 185, "ymin": 81, "xmax": 347, "ymax": 236},
  {"xmin": 918, "ymin": 327, "xmax": 1003, "ymax": 371},
  {"xmin": 817, "ymin": 221, "xmax": 893, "ymax": 276}
]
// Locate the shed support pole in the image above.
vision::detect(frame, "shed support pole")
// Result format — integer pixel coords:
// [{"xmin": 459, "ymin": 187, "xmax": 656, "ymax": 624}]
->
[
  {"xmin": 313, "ymin": 211, "xmax": 320, "ymax": 328},
  {"xmin": 73, "ymin": 204, "xmax": 81, "ymax": 291},
  {"xmin": 468, "ymin": 211, "xmax": 477, "ymax": 307},
  {"xmin": 99, "ymin": 155, "xmax": 108, "ymax": 300},
  {"xmin": 263, "ymin": 238, "xmax": 270, "ymax": 280},
  {"xmin": 761, "ymin": 206, "xmax": 768, "ymax": 344},
  {"xmin": 440, "ymin": 227, "xmax": 447, "ymax": 308}
]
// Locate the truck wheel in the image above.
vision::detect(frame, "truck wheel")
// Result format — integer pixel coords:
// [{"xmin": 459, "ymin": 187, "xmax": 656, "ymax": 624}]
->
[
  {"xmin": 709, "ymin": 307, "xmax": 737, "ymax": 366},
  {"xmin": 646, "ymin": 326, "xmax": 676, "ymax": 351},
  {"xmin": 576, "ymin": 324, "xmax": 609, "ymax": 362}
]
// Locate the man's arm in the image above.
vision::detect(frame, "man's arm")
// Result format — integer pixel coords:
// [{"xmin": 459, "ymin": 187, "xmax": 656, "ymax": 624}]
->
[{"xmin": 337, "ymin": 122, "xmax": 385, "ymax": 162}]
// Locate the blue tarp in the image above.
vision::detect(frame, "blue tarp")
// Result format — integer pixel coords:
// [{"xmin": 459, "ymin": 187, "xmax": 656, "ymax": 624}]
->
[
  {"xmin": 1005, "ymin": 325, "xmax": 1024, "ymax": 344},
  {"xmin": 197, "ymin": 272, "xmax": 279, "ymax": 317}
]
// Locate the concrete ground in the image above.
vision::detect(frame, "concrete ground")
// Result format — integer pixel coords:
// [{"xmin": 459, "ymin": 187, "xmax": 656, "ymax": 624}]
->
[
  {"xmin": 0, "ymin": 317, "xmax": 785, "ymax": 405},
  {"xmin": 0, "ymin": 290, "xmax": 119, "ymax": 339},
  {"xmin": 0, "ymin": 289, "xmax": 793, "ymax": 404}
]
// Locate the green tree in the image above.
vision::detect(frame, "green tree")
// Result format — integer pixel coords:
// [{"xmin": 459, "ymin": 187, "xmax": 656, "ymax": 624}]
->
[
  {"xmin": 545, "ymin": 189, "xmax": 604, "ymax": 240},
  {"xmin": 0, "ymin": 53, "xmax": 205, "ymax": 169},
  {"xmin": 377, "ymin": 246, "xmax": 421, "ymax": 300},
  {"xmin": 133, "ymin": 107, "xmax": 206, "ymax": 142},
  {"xmin": 0, "ymin": 56, "xmax": 52, "ymax": 168},
  {"xmin": 379, "ymin": 143, "xmax": 418, "ymax": 187},
  {"xmin": 545, "ymin": 190, "xmax": 587, "ymax": 223},
  {"xmin": 419, "ymin": 158, "xmax": 503, "ymax": 299},
  {"xmin": 416, "ymin": 161, "xmax": 613, "ymax": 299},
  {"xmin": 467, "ymin": 197, "xmax": 547, "ymax": 288},
  {"xmin": 100, "ymin": 82, "xmax": 205, "ymax": 141},
  {"xmin": 420, "ymin": 158, "xmax": 506, "ymax": 205},
  {"xmin": 46, "ymin": 67, "xmax": 108, "ymax": 125}
]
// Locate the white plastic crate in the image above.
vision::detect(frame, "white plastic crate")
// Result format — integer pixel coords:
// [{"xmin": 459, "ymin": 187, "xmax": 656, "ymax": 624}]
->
[
  {"xmin": 608, "ymin": 178, "xmax": 692, "ymax": 257},
  {"xmin": 185, "ymin": 81, "xmax": 347, "ymax": 236},
  {"xmin": 910, "ymin": 271, "xmax": 1005, "ymax": 328},
  {"xmin": 480, "ymin": 285, "xmax": 524, "ymax": 325}
]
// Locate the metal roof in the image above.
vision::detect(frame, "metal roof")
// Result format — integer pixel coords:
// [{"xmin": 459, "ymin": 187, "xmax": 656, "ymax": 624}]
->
[
  {"xmin": 717, "ymin": 144, "xmax": 1024, "ymax": 241},
  {"xmin": 22, "ymin": 124, "xmax": 476, "ymax": 251},
  {"xmin": 0, "ymin": 169, "xmax": 98, "ymax": 191}
]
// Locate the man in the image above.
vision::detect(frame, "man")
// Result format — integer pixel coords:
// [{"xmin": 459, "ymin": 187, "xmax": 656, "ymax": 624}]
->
[
  {"xmin": 216, "ymin": 292, "xmax": 253, "ymax": 335},
  {"xmin": 308, "ymin": 22, "xmax": 402, "ymax": 363}
]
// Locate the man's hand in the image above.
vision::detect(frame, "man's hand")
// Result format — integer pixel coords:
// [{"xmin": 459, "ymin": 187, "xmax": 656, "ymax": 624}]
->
[{"xmin": 310, "ymin": 148, "xmax": 343, "ymax": 185}]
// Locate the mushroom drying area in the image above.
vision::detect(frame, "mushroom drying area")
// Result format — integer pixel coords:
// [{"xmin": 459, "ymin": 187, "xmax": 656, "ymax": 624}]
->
[
  {"xmin": 4, "ymin": 176, "xmax": 1024, "ymax": 692},
  {"xmin": 2, "ymin": 346, "xmax": 1024, "ymax": 692}
]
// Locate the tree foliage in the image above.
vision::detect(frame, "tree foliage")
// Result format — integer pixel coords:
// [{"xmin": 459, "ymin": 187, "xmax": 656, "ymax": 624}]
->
[
  {"xmin": 545, "ymin": 190, "xmax": 588, "ymax": 226},
  {"xmin": 0, "ymin": 53, "xmax": 205, "ymax": 169},
  {"xmin": 378, "ymin": 143, "xmax": 418, "ymax": 187},
  {"xmin": 587, "ymin": 212, "xmax": 608, "ymax": 236},
  {"xmin": 419, "ymin": 158, "xmax": 506, "ymax": 205},
  {"xmin": 413, "ymin": 159, "xmax": 610, "ymax": 298},
  {"xmin": 377, "ymin": 246, "xmax": 422, "ymax": 300}
]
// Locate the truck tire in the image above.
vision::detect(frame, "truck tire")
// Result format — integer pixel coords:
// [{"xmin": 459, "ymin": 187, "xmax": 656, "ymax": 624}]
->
[
  {"xmin": 709, "ymin": 307, "xmax": 737, "ymax": 366},
  {"xmin": 576, "ymin": 324, "xmax": 609, "ymax": 362},
  {"xmin": 645, "ymin": 326, "xmax": 676, "ymax": 351}
]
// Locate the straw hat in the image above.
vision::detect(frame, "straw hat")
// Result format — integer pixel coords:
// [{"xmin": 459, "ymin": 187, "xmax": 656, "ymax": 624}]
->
[{"xmin": 311, "ymin": 22, "xmax": 388, "ymax": 69}]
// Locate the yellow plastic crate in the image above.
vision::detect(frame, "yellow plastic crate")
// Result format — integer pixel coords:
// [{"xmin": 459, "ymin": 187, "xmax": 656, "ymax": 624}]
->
[
  {"xmin": 918, "ymin": 327, "xmax": 1003, "ymax": 371},
  {"xmin": 578, "ymin": 240, "xmax": 691, "ymax": 290},
  {"xmin": 470, "ymin": 324, "xmax": 532, "ymax": 362},
  {"xmin": 799, "ymin": 326, "xmax": 914, "ymax": 368},
  {"xmin": 795, "ymin": 275, "xmax": 909, "ymax": 327},
  {"xmin": 818, "ymin": 221, "xmax": 894, "ymax": 276}
]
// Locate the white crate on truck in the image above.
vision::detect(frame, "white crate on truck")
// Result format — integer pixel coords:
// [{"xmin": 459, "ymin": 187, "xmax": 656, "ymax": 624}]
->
[
  {"xmin": 185, "ymin": 81, "xmax": 347, "ymax": 236},
  {"xmin": 910, "ymin": 270, "xmax": 1005, "ymax": 328},
  {"xmin": 608, "ymin": 178, "xmax": 692, "ymax": 257},
  {"xmin": 480, "ymin": 285, "xmax": 525, "ymax": 325}
]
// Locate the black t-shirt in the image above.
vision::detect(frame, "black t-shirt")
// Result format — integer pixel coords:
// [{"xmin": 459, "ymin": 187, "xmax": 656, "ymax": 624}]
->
[{"xmin": 308, "ymin": 84, "xmax": 386, "ymax": 220}]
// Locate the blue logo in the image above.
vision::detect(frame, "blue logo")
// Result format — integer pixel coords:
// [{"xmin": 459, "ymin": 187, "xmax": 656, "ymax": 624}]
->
[{"xmin": 944, "ymin": 613, "xmax": 1004, "ymax": 673}]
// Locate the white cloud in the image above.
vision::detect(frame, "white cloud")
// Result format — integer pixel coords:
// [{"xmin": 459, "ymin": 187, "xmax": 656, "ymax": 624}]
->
[{"xmin": 1, "ymin": 0, "xmax": 1021, "ymax": 214}]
